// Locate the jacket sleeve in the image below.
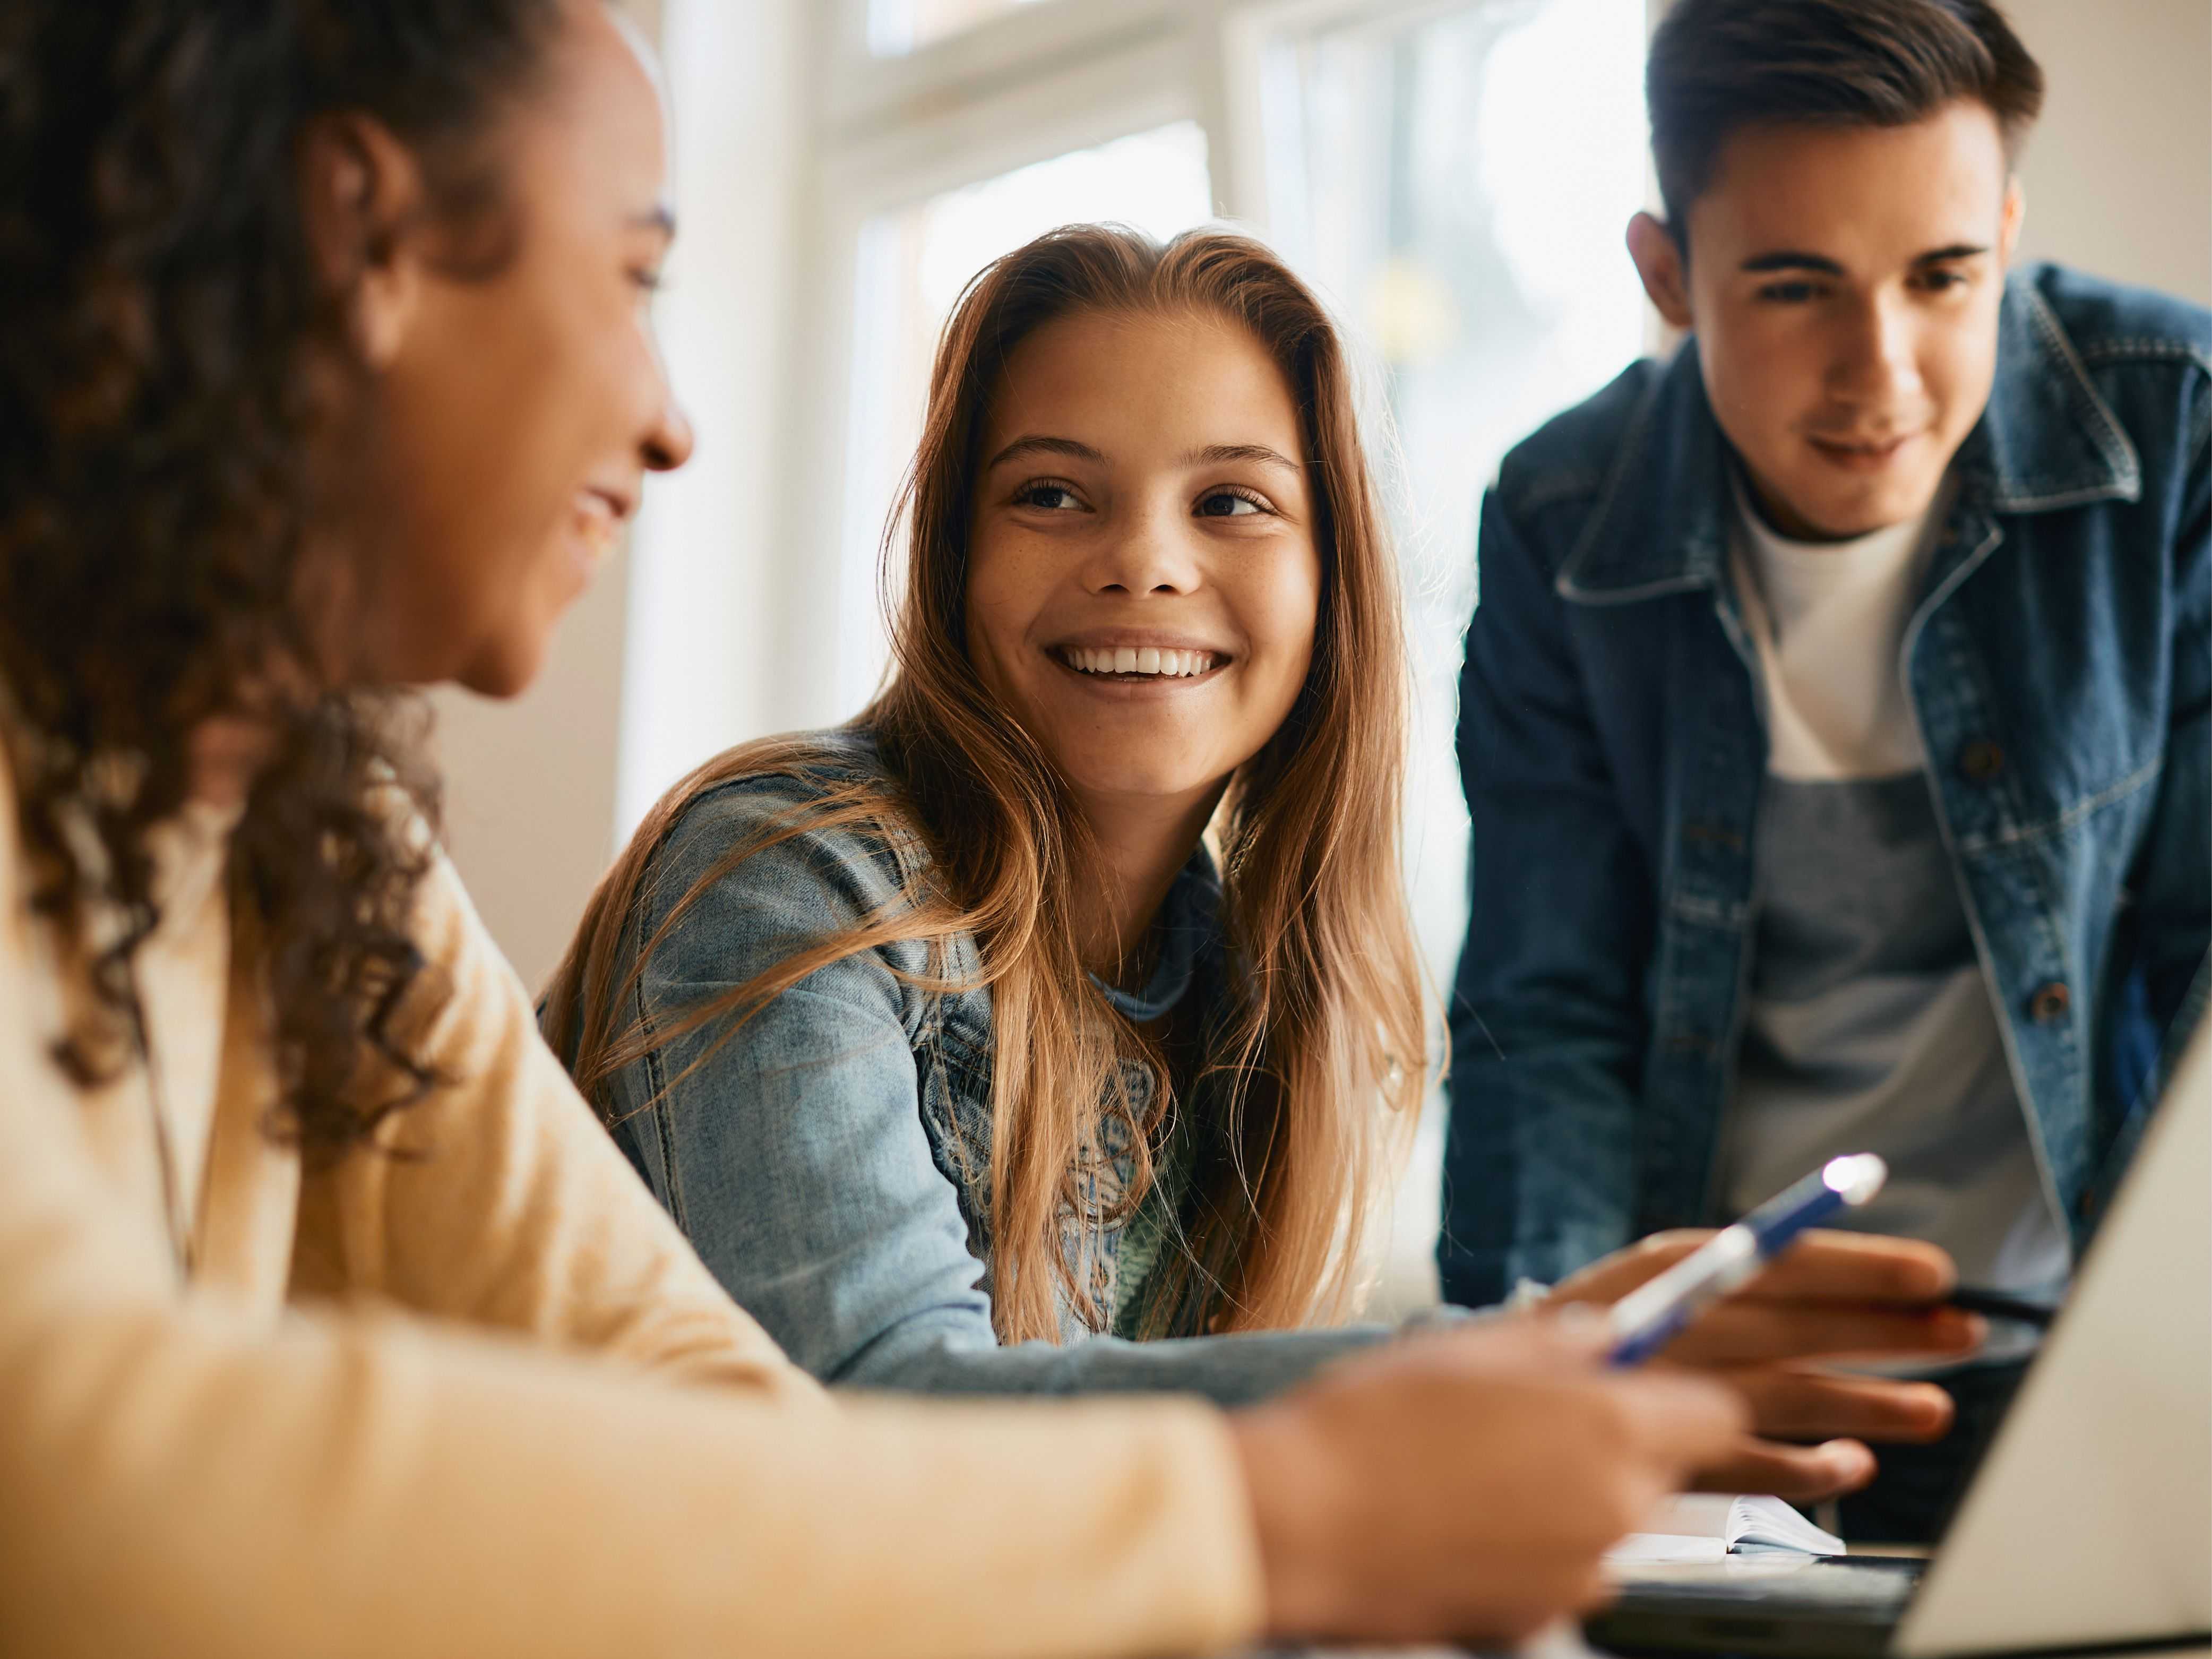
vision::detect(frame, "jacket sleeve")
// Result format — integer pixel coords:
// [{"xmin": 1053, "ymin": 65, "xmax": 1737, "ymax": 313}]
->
[
  {"xmin": 2128, "ymin": 389, "xmax": 2212, "ymax": 1075},
  {"xmin": 598, "ymin": 780, "xmax": 1385, "ymax": 1406},
  {"xmin": 0, "ymin": 785, "xmax": 1264, "ymax": 1659},
  {"xmin": 1440, "ymin": 487, "xmax": 1654, "ymax": 1305}
]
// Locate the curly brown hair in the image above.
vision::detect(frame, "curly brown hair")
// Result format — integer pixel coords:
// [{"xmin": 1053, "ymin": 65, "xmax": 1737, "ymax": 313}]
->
[{"xmin": 0, "ymin": 2, "xmax": 565, "ymax": 1153}]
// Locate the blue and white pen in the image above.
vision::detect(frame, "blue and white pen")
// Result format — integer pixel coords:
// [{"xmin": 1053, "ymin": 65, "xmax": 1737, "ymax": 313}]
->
[{"xmin": 1606, "ymin": 1153, "xmax": 1889, "ymax": 1367}]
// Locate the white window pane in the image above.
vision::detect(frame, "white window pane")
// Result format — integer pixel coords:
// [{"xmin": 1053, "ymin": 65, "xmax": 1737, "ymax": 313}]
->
[
  {"xmin": 839, "ymin": 121, "xmax": 1213, "ymax": 715},
  {"xmin": 868, "ymin": 0, "xmax": 1048, "ymax": 57},
  {"xmin": 1263, "ymin": 0, "xmax": 1651, "ymax": 1311}
]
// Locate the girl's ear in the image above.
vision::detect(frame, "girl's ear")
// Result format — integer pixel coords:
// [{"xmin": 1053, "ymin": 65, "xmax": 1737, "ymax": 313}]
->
[{"xmin": 298, "ymin": 113, "xmax": 429, "ymax": 368}]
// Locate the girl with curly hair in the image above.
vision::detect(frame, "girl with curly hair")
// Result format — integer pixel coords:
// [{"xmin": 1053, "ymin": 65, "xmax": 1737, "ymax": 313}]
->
[{"xmin": 0, "ymin": 2, "xmax": 1971, "ymax": 1653}]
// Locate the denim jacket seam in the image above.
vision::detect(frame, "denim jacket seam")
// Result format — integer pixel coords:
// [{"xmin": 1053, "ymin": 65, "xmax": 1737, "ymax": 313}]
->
[
  {"xmin": 1952, "ymin": 754, "xmax": 2165, "ymax": 858},
  {"xmin": 629, "ymin": 968, "xmax": 689, "ymax": 1236},
  {"xmin": 2072, "ymin": 337, "xmax": 2212, "ymax": 376},
  {"xmin": 1664, "ymin": 892, "xmax": 1749, "ymax": 930},
  {"xmin": 2016, "ymin": 285, "xmax": 2141, "ymax": 500},
  {"xmin": 1554, "ymin": 370, "xmax": 1667, "ymax": 597},
  {"xmin": 1926, "ymin": 589, "xmax": 2082, "ymax": 991},
  {"xmin": 1510, "ymin": 467, "xmax": 1607, "ymax": 521}
]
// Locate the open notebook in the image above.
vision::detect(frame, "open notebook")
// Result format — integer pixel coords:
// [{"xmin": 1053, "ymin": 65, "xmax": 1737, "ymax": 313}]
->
[{"xmin": 1607, "ymin": 1493, "xmax": 1846, "ymax": 1565}]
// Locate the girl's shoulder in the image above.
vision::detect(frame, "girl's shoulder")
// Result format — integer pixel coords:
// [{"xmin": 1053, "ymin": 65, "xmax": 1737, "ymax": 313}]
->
[{"xmin": 645, "ymin": 726, "xmax": 936, "ymax": 936}]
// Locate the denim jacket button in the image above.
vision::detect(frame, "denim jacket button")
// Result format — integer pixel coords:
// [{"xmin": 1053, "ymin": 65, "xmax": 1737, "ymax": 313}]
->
[
  {"xmin": 1958, "ymin": 740, "xmax": 2007, "ymax": 783},
  {"xmin": 2028, "ymin": 982, "xmax": 2072, "ymax": 1024}
]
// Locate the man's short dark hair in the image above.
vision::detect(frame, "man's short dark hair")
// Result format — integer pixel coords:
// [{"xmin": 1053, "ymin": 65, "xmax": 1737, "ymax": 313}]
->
[{"xmin": 1647, "ymin": 0, "xmax": 2045, "ymax": 239}]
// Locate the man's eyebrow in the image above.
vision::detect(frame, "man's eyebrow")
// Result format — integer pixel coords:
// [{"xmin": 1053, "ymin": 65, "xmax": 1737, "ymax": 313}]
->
[
  {"xmin": 984, "ymin": 435, "xmax": 1105, "ymax": 471},
  {"xmin": 1913, "ymin": 242, "xmax": 1991, "ymax": 265},
  {"xmin": 1187, "ymin": 442, "xmax": 1302, "ymax": 475},
  {"xmin": 630, "ymin": 204, "xmax": 678, "ymax": 240},
  {"xmin": 1740, "ymin": 250, "xmax": 1847, "ymax": 276}
]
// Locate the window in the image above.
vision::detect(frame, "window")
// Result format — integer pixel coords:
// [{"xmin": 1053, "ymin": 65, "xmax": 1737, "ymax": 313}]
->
[
  {"xmin": 773, "ymin": 0, "xmax": 1657, "ymax": 1307},
  {"xmin": 838, "ymin": 121, "xmax": 1215, "ymax": 714},
  {"xmin": 869, "ymin": 0, "xmax": 1048, "ymax": 56},
  {"xmin": 1255, "ymin": 0, "xmax": 1652, "ymax": 1302}
]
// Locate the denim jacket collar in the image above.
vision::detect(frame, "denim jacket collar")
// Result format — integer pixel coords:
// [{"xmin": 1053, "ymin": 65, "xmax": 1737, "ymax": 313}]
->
[
  {"xmin": 1095, "ymin": 845, "xmax": 1222, "ymax": 1024},
  {"xmin": 1556, "ymin": 273, "xmax": 2144, "ymax": 607}
]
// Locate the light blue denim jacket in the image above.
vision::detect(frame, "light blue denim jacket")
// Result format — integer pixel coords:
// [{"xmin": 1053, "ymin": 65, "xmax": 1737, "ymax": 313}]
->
[
  {"xmin": 566, "ymin": 731, "xmax": 1390, "ymax": 1405},
  {"xmin": 1440, "ymin": 264, "xmax": 2212, "ymax": 1306}
]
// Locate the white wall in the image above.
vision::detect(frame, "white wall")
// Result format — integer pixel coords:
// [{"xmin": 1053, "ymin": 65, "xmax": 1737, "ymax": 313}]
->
[
  {"xmin": 438, "ymin": 0, "xmax": 2210, "ymax": 992},
  {"xmin": 2004, "ymin": 0, "xmax": 2211, "ymax": 307},
  {"xmin": 428, "ymin": 561, "xmax": 630, "ymax": 996},
  {"xmin": 431, "ymin": 0, "xmax": 805, "ymax": 994}
]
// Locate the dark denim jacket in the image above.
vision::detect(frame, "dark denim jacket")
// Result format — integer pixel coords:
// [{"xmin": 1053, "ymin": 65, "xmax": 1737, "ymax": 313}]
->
[
  {"xmin": 1440, "ymin": 264, "xmax": 2212, "ymax": 1306},
  {"xmin": 568, "ymin": 732, "xmax": 1387, "ymax": 1404}
]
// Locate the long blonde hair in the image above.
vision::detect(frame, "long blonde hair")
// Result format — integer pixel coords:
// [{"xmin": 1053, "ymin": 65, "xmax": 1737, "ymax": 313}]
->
[{"xmin": 544, "ymin": 226, "xmax": 1426, "ymax": 1343}]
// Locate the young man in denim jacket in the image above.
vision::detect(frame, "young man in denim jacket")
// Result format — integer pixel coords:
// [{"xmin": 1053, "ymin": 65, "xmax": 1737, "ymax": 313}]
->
[{"xmin": 1441, "ymin": 0, "xmax": 2209, "ymax": 1540}]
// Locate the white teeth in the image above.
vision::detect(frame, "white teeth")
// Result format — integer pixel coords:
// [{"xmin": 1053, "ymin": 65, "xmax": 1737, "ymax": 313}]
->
[{"xmin": 1061, "ymin": 647, "xmax": 1218, "ymax": 678}]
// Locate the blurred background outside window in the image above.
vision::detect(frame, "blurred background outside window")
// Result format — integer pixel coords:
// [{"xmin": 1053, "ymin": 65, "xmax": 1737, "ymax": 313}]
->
[
  {"xmin": 871, "ymin": 0, "xmax": 1051, "ymax": 56},
  {"xmin": 431, "ymin": 0, "xmax": 2212, "ymax": 1312}
]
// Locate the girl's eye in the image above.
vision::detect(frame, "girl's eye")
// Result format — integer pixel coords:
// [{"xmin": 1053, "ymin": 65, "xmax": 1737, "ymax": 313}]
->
[
  {"xmin": 1013, "ymin": 480, "xmax": 1085, "ymax": 512},
  {"xmin": 631, "ymin": 268, "xmax": 666, "ymax": 295},
  {"xmin": 1196, "ymin": 488, "xmax": 1268, "ymax": 518}
]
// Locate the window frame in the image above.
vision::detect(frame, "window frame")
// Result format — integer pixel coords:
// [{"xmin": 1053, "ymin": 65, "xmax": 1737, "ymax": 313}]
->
[{"xmin": 793, "ymin": 0, "xmax": 1476, "ymax": 725}]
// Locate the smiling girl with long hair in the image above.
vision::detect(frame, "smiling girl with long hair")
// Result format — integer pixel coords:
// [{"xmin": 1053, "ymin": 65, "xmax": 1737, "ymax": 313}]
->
[
  {"xmin": 547, "ymin": 226, "xmax": 1425, "ymax": 1379},
  {"xmin": 543, "ymin": 225, "xmax": 1982, "ymax": 1423}
]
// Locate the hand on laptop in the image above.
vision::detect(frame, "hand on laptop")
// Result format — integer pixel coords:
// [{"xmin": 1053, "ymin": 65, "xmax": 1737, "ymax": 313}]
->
[
  {"xmin": 1230, "ymin": 1314, "xmax": 1746, "ymax": 1647},
  {"xmin": 1546, "ymin": 1230, "xmax": 1984, "ymax": 1501}
]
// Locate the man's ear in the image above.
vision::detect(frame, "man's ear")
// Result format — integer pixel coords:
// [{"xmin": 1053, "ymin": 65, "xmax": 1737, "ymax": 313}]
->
[
  {"xmin": 298, "ymin": 113, "xmax": 429, "ymax": 368},
  {"xmin": 1626, "ymin": 210, "xmax": 1694, "ymax": 331},
  {"xmin": 1998, "ymin": 177, "xmax": 2027, "ymax": 267}
]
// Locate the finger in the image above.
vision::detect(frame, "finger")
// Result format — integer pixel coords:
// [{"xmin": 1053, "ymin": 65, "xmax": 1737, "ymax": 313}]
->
[
  {"xmin": 1531, "ymin": 1301, "xmax": 1616, "ymax": 1362},
  {"xmin": 1732, "ymin": 1232, "xmax": 1957, "ymax": 1304},
  {"xmin": 1572, "ymin": 1565, "xmax": 1620, "ymax": 1616},
  {"xmin": 1663, "ymin": 1302, "xmax": 1985, "ymax": 1366},
  {"xmin": 1414, "ymin": 1305, "xmax": 1614, "ymax": 1373},
  {"xmin": 1612, "ymin": 1370, "xmax": 1753, "ymax": 1471},
  {"xmin": 1548, "ymin": 1231, "xmax": 1715, "ymax": 1304},
  {"xmin": 1728, "ymin": 1368, "xmax": 1956, "ymax": 1444},
  {"xmin": 1689, "ymin": 1435, "xmax": 1878, "ymax": 1503}
]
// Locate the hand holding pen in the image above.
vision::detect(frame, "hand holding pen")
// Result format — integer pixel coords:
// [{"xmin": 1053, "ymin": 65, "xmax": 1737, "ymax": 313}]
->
[
  {"xmin": 1607, "ymin": 1154, "xmax": 1893, "ymax": 1365},
  {"xmin": 1543, "ymin": 1164, "xmax": 1987, "ymax": 1501}
]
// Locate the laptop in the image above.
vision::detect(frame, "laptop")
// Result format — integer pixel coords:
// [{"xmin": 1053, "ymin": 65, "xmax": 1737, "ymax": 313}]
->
[{"xmin": 1584, "ymin": 1015, "xmax": 2212, "ymax": 1659}]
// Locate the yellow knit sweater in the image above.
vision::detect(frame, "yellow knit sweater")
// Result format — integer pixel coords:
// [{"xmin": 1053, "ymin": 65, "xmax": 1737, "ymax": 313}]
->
[{"xmin": 0, "ymin": 752, "xmax": 1263, "ymax": 1658}]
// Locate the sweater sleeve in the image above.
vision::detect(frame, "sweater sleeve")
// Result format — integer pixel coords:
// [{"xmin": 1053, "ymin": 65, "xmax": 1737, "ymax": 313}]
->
[
  {"xmin": 0, "ymin": 781, "xmax": 1265, "ymax": 1659},
  {"xmin": 290, "ymin": 825, "xmax": 817, "ymax": 1398}
]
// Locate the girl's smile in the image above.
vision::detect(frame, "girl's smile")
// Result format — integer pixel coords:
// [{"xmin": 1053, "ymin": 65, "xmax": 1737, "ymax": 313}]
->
[
  {"xmin": 965, "ymin": 307, "xmax": 1320, "ymax": 819},
  {"xmin": 1050, "ymin": 634, "xmax": 1231, "ymax": 689}
]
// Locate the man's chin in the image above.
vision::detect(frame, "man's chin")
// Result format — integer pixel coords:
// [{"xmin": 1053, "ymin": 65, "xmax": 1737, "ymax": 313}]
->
[{"xmin": 1780, "ymin": 472, "xmax": 1949, "ymax": 543}]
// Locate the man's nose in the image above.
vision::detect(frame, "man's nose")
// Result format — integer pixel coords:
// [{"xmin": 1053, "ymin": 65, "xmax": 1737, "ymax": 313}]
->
[{"xmin": 1828, "ymin": 290, "xmax": 1923, "ymax": 414}]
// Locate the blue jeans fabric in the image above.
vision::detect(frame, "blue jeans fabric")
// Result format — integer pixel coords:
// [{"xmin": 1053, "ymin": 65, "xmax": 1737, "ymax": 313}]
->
[{"xmin": 1441, "ymin": 264, "xmax": 2212, "ymax": 1306}]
